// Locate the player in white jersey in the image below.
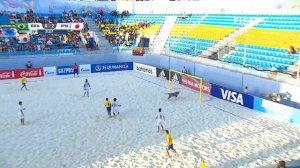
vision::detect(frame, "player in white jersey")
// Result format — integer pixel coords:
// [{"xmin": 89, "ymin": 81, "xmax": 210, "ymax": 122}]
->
[
  {"xmin": 112, "ymin": 98, "xmax": 121, "ymax": 116},
  {"xmin": 83, "ymin": 79, "xmax": 91, "ymax": 97},
  {"xmin": 18, "ymin": 101, "xmax": 25, "ymax": 125},
  {"xmin": 156, "ymin": 108, "xmax": 165, "ymax": 132}
]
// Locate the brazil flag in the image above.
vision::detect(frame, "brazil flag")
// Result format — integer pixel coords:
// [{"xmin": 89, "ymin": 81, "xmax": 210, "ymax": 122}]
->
[{"xmin": 15, "ymin": 23, "xmax": 29, "ymax": 30}]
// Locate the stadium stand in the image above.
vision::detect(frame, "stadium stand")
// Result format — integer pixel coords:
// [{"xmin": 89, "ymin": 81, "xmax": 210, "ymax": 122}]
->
[
  {"xmin": 225, "ymin": 15, "xmax": 300, "ymax": 71},
  {"xmin": 1, "ymin": 10, "xmax": 300, "ymax": 75},
  {"xmin": 98, "ymin": 13, "xmax": 167, "ymax": 48},
  {"xmin": 164, "ymin": 14, "xmax": 251, "ymax": 55},
  {"xmin": 0, "ymin": 10, "xmax": 90, "ymax": 55}
]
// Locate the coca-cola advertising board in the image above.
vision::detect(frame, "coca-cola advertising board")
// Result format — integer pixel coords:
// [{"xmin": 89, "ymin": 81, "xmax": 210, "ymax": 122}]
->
[
  {"xmin": 14, "ymin": 68, "xmax": 44, "ymax": 79},
  {"xmin": 181, "ymin": 75, "xmax": 211, "ymax": 95},
  {"xmin": 0, "ymin": 70, "xmax": 15, "ymax": 80}
]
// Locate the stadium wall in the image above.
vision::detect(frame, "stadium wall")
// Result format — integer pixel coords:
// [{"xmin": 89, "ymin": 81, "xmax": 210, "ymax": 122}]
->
[{"xmin": 0, "ymin": 53, "xmax": 133, "ymax": 70}]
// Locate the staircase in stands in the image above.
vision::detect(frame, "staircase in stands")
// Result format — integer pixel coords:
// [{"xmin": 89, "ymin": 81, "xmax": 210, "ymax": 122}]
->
[
  {"xmin": 202, "ymin": 17, "xmax": 264, "ymax": 57},
  {"xmin": 82, "ymin": 18, "xmax": 114, "ymax": 52},
  {"xmin": 150, "ymin": 16, "xmax": 177, "ymax": 54}
]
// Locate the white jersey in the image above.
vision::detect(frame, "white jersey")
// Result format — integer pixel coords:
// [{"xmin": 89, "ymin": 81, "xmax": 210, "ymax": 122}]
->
[
  {"xmin": 156, "ymin": 112, "xmax": 165, "ymax": 123},
  {"xmin": 156, "ymin": 112, "xmax": 165, "ymax": 126},
  {"xmin": 18, "ymin": 105, "xmax": 25, "ymax": 119},
  {"xmin": 84, "ymin": 82, "xmax": 91, "ymax": 91},
  {"xmin": 112, "ymin": 101, "xmax": 120, "ymax": 112}
]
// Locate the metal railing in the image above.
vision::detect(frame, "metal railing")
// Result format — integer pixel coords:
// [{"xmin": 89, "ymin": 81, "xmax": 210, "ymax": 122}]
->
[{"xmin": 162, "ymin": 48, "xmax": 300, "ymax": 86}]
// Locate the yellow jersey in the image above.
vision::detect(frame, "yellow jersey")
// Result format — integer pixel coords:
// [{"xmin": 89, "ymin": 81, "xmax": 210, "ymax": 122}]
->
[
  {"xmin": 199, "ymin": 160, "xmax": 206, "ymax": 168},
  {"xmin": 166, "ymin": 133, "xmax": 173, "ymax": 145},
  {"xmin": 21, "ymin": 76, "xmax": 27, "ymax": 83},
  {"xmin": 104, "ymin": 100, "xmax": 111, "ymax": 107}
]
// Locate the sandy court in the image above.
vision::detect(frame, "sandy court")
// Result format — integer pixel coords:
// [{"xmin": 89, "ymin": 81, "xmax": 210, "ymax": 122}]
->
[{"xmin": 0, "ymin": 71, "xmax": 300, "ymax": 168}]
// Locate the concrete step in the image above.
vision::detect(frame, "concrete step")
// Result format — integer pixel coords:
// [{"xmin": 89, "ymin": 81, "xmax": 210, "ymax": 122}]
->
[{"xmin": 83, "ymin": 18, "xmax": 114, "ymax": 51}]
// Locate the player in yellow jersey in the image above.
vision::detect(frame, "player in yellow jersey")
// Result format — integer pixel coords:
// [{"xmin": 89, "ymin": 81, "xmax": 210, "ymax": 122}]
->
[
  {"xmin": 104, "ymin": 98, "xmax": 112, "ymax": 117},
  {"xmin": 165, "ymin": 130, "xmax": 177, "ymax": 157},
  {"xmin": 199, "ymin": 160, "xmax": 206, "ymax": 168},
  {"xmin": 20, "ymin": 75, "xmax": 28, "ymax": 91}
]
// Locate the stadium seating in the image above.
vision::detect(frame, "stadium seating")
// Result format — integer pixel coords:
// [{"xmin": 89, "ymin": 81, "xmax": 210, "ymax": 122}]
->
[
  {"xmin": 165, "ymin": 14, "xmax": 244, "ymax": 55},
  {"xmin": 225, "ymin": 44, "xmax": 296, "ymax": 70},
  {"xmin": 225, "ymin": 15, "xmax": 300, "ymax": 71},
  {"xmin": 254, "ymin": 15, "xmax": 300, "ymax": 30},
  {"xmin": 2, "ymin": 11, "xmax": 299, "ymax": 74},
  {"xmin": 119, "ymin": 14, "xmax": 178, "ymax": 24},
  {"xmin": 234, "ymin": 28, "xmax": 300, "ymax": 48},
  {"xmin": 118, "ymin": 14, "xmax": 171, "ymax": 36},
  {"xmin": 0, "ymin": 10, "xmax": 85, "ymax": 55},
  {"xmin": 200, "ymin": 14, "xmax": 253, "ymax": 27},
  {"xmin": 165, "ymin": 36, "xmax": 214, "ymax": 55},
  {"xmin": 138, "ymin": 24, "xmax": 161, "ymax": 36}
]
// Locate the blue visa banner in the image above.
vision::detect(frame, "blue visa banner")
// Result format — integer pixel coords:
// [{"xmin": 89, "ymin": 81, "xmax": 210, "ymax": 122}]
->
[
  {"xmin": 91, "ymin": 62, "xmax": 133, "ymax": 73},
  {"xmin": 56, "ymin": 65, "xmax": 73, "ymax": 75},
  {"xmin": 211, "ymin": 84, "xmax": 254, "ymax": 109}
]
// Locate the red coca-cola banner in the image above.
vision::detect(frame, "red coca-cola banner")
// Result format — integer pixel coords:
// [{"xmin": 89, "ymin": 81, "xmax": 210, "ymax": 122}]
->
[
  {"xmin": 14, "ymin": 68, "xmax": 44, "ymax": 79},
  {"xmin": 0, "ymin": 70, "xmax": 15, "ymax": 80},
  {"xmin": 0, "ymin": 68, "xmax": 44, "ymax": 80},
  {"xmin": 181, "ymin": 75, "xmax": 211, "ymax": 95}
]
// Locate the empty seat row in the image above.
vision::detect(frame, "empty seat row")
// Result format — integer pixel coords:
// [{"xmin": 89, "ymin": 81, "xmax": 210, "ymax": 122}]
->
[
  {"xmin": 235, "ymin": 48, "xmax": 296, "ymax": 59},
  {"xmin": 164, "ymin": 36, "xmax": 215, "ymax": 55},
  {"xmin": 254, "ymin": 24, "xmax": 300, "ymax": 30},
  {"xmin": 237, "ymin": 44, "xmax": 288, "ymax": 52},
  {"xmin": 225, "ymin": 55, "xmax": 287, "ymax": 70},
  {"xmin": 231, "ymin": 52, "xmax": 294, "ymax": 65}
]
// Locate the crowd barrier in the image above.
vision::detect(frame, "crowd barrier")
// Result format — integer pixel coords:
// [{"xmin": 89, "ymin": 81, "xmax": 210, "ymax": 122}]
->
[{"xmin": 0, "ymin": 62, "xmax": 299, "ymax": 125}]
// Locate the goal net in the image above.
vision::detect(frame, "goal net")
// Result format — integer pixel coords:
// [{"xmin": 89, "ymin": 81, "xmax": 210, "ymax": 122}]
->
[{"xmin": 168, "ymin": 69, "xmax": 203, "ymax": 103}]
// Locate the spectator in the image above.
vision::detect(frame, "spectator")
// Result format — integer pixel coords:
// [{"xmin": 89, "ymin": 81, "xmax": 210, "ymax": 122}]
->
[
  {"xmin": 99, "ymin": 21, "xmax": 150, "ymax": 48},
  {"xmin": 275, "ymin": 94, "xmax": 282, "ymax": 103},
  {"xmin": 46, "ymin": 39, "xmax": 53, "ymax": 45},
  {"xmin": 270, "ymin": 92, "xmax": 278, "ymax": 102},
  {"xmin": 269, "ymin": 65, "xmax": 277, "ymax": 78},
  {"xmin": 82, "ymin": 10, "xmax": 86, "ymax": 18},
  {"xmin": 288, "ymin": 45, "xmax": 296, "ymax": 55},
  {"xmin": 182, "ymin": 66, "xmax": 188, "ymax": 74},
  {"xmin": 275, "ymin": 160, "xmax": 286, "ymax": 168},
  {"xmin": 244, "ymin": 86, "xmax": 248, "ymax": 94},
  {"xmin": 36, "ymin": 44, "xmax": 41, "ymax": 51},
  {"xmin": 180, "ymin": 12, "xmax": 187, "ymax": 19},
  {"xmin": 25, "ymin": 61, "xmax": 33, "ymax": 68}
]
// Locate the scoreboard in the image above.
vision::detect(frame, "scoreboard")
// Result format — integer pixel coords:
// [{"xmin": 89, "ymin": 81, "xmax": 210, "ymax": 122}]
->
[
  {"xmin": 16, "ymin": 23, "xmax": 84, "ymax": 34},
  {"xmin": 28, "ymin": 23, "xmax": 83, "ymax": 30}
]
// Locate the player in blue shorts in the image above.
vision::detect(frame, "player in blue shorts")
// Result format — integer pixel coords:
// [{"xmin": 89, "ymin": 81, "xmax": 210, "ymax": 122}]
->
[{"xmin": 165, "ymin": 130, "xmax": 177, "ymax": 157}]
